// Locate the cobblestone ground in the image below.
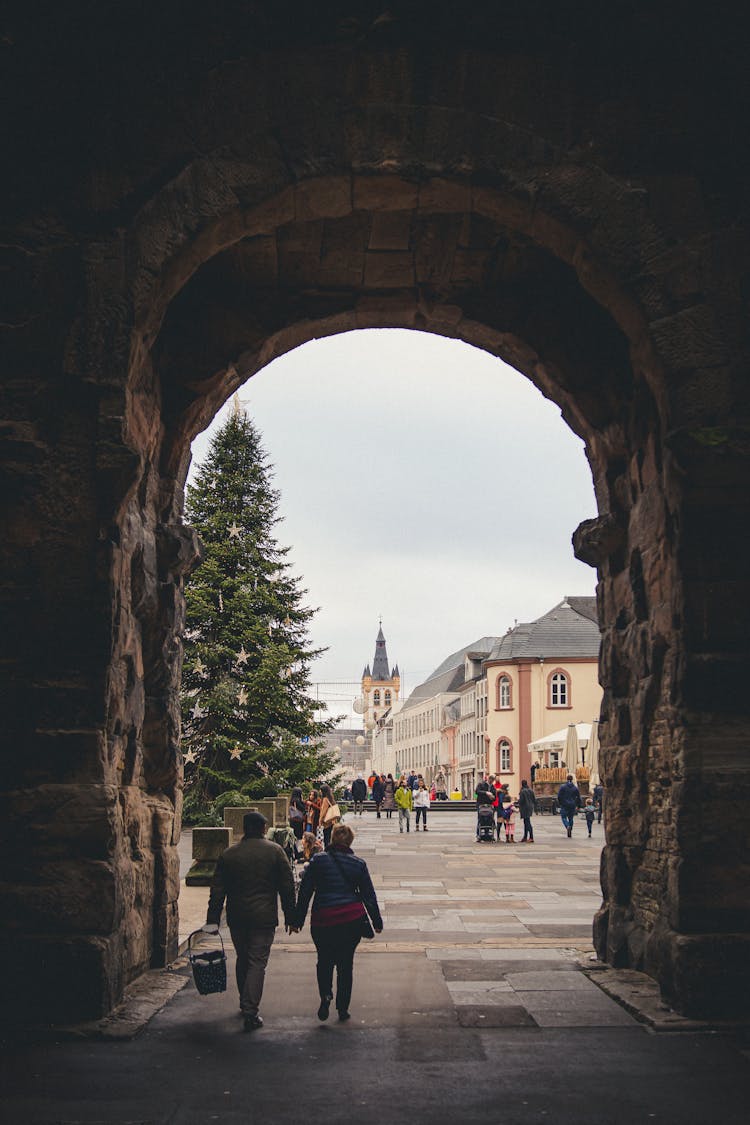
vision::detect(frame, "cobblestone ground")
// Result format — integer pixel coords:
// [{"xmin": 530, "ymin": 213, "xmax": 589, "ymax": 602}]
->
[
  {"xmin": 263, "ymin": 809, "xmax": 633, "ymax": 1030},
  {"xmin": 179, "ymin": 811, "xmax": 627, "ymax": 1029},
  {"xmin": 2, "ymin": 811, "xmax": 748, "ymax": 1124}
]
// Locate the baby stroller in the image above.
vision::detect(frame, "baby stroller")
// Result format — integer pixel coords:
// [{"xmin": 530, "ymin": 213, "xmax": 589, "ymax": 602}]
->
[
  {"xmin": 477, "ymin": 804, "xmax": 496, "ymax": 842},
  {"xmin": 266, "ymin": 825, "xmax": 301, "ymax": 885}
]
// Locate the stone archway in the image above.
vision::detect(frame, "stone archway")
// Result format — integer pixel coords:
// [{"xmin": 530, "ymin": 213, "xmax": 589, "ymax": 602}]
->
[{"xmin": 3, "ymin": 27, "xmax": 748, "ymax": 1024}]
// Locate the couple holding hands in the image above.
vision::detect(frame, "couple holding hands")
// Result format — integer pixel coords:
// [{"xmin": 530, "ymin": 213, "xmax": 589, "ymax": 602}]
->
[{"xmin": 203, "ymin": 812, "xmax": 382, "ymax": 1030}]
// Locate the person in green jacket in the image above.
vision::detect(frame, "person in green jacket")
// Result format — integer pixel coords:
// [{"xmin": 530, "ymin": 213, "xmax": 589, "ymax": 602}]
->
[
  {"xmin": 395, "ymin": 778, "xmax": 413, "ymax": 833},
  {"xmin": 205, "ymin": 811, "xmax": 297, "ymax": 1031}
]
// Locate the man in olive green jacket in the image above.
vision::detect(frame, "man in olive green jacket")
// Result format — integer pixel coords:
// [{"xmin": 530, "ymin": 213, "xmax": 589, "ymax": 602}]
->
[{"xmin": 205, "ymin": 811, "xmax": 296, "ymax": 1030}]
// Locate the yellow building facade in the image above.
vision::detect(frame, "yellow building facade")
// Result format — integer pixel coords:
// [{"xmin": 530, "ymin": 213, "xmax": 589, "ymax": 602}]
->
[{"xmin": 483, "ymin": 598, "xmax": 602, "ymax": 797}]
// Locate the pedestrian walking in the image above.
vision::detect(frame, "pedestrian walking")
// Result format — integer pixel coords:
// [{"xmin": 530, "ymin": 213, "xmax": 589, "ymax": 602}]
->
[
  {"xmin": 414, "ymin": 778, "xmax": 430, "ymax": 830},
  {"xmin": 557, "ymin": 774, "xmax": 582, "ymax": 837},
  {"xmin": 518, "ymin": 779, "xmax": 536, "ymax": 842},
  {"xmin": 288, "ymin": 786, "xmax": 306, "ymax": 840},
  {"xmin": 382, "ymin": 773, "xmax": 397, "ymax": 818},
  {"xmin": 319, "ymin": 783, "xmax": 341, "ymax": 849},
  {"xmin": 583, "ymin": 798, "xmax": 596, "ymax": 837},
  {"xmin": 395, "ymin": 777, "xmax": 412, "ymax": 833},
  {"xmin": 294, "ymin": 823, "xmax": 383, "ymax": 1023},
  {"xmin": 204, "ymin": 811, "xmax": 296, "ymax": 1032},
  {"xmin": 593, "ymin": 781, "xmax": 604, "ymax": 823},
  {"xmin": 371, "ymin": 773, "xmax": 385, "ymax": 818},
  {"xmin": 351, "ymin": 774, "xmax": 367, "ymax": 816}
]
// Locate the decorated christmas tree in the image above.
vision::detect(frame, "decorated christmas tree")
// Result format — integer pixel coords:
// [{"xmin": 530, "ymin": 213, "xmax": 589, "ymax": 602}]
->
[{"xmin": 181, "ymin": 401, "xmax": 339, "ymax": 824}]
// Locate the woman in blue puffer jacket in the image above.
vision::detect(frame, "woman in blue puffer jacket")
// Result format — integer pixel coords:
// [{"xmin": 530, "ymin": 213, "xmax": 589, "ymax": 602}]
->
[{"xmin": 294, "ymin": 822, "xmax": 383, "ymax": 1022}]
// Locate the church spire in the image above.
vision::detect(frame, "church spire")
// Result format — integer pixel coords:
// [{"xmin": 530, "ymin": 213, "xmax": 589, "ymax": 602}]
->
[{"xmin": 371, "ymin": 621, "xmax": 390, "ymax": 680}]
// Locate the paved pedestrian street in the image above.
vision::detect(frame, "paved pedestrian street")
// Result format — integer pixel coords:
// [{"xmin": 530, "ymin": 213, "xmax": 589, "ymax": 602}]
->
[
  {"xmin": 268, "ymin": 809, "xmax": 630, "ymax": 1031},
  {"xmin": 2, "ymin": 811, "xmax": 748, "ymax": 1125}
]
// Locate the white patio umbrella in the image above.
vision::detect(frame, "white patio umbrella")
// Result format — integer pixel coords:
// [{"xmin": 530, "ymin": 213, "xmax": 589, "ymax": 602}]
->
[
  {"xmin": 564, "ymin": 723, "xmax": 579, "ymax": 770},
  {"xmin": 527, "ymin": 724, "xmax": 592, "ymax": 759},
  {"xmin": 588, "ymin": 719, "xmax": 600, "ymax": 784}
]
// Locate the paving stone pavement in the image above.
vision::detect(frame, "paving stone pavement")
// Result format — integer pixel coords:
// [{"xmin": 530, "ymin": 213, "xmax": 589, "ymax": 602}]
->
[
  {"xmin": 180, "ymin": 810, "xmax": 625, "ymax": 1030},
  {"xmin": 3, "ymin": 811, "xmax": 749, "ymax": 1124}
]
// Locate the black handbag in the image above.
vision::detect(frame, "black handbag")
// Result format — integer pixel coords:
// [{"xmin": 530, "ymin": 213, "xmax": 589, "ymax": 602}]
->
[{"xmin": 329, "ymin": 851, "xmax": 376, "ymax": 939}]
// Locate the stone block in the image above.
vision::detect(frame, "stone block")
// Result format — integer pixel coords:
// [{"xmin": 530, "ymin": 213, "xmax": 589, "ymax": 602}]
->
[
  {"xmin": 363, "ymin": 251, "xmax": 415, "ymax": 288},
  {"xmin": 0, "ymin": 932, "xmax": 123, "ymax": 1024},
  {"xmin": 368, "ymin": 211, "xmax": 412, "ymax": 251},
  {"xmin": 270, "ymin": 797, "xmax": 289, "ymax": 826},
  {"xmin": 353, "ymin": 176, "xmax": 419, "ymax": 213},
  {"xmin": 294, "ymin": 176, "xmax": 351, "ymax": 222},
  {"xmin": 223, "ymin": 802, "xmax": 275, "ymax": 837},
  {"xmin": 185, "ymin": 861, "xmax": 219, "ymax": 887},
  {"xmin": 223, "ymin": 806, "xmax": 252, "ymax": 837},
  {"xmin": 192, "ymin": 827, "xmax": 231, "ymax": 861}
]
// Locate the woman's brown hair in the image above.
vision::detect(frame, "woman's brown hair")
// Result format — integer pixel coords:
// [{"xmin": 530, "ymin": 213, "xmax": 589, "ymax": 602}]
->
[{"xmin": 331, "ymin": 823, "xmax": 354, "ymax": 848}]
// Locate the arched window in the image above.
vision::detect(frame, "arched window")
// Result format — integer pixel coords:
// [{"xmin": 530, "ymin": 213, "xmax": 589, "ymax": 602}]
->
[
  {"xmin": 496, "ymin": 674, "xmax": 512, "ymax": 709},
  {"xmin": 385, "ymin": 690, "xmax": 392, "ymax": 706},
  {"xmin": 548, "ymin": 670, "xmax": 569, "ymax": 707},
  {"xmin": 373, "ymin": 689, "xmax": 381, "ymax": 705},
  {"xmin": 496, "ymin": 738, "xmax": 512, "ymax": 773}
]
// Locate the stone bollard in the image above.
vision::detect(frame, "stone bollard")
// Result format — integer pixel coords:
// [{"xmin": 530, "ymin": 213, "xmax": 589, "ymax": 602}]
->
[
  {"xmin": 223, "ymin": 802, "xmax": 276, "ymax": 838},
  {"xmin": 185, "ymin": 827, "xmax": 231, "ymax": 886},
  {"xmin": 270, "ymin": 796, "xmax": 289, "ymax": 827}
]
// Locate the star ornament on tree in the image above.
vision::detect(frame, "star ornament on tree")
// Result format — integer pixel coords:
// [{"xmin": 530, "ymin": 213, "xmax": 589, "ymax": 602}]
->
[
  {"xmin": 194, "ymin": 658, "xmax": 206, "ymax": 677},
  {"xmin": 236, "ymin": 646, "xmax": 249, "ymax": 666},
  {"xmin": 228, "ymin": 522, "xmax": 241, "ymax": 539},
  {"xmin": 229, "ymin": 744, "xmax": 244, "ymax": 760},
  {"xmin": 183, "ymin": 749, "xmax": 198, "ymax": 765},
  {"xmin": 238, "ymin": 687, "xmax": 248, "ymax": 706},
  {"xmin": 191, "ymin": 703, "xmax": 207, "ymax": 720}
]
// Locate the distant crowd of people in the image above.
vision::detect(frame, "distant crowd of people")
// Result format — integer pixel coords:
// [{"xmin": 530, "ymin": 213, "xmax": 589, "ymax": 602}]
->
[
  {"xmin": 475, "ymin": 773, "xmax": 603, "ymax": 842},
  {"xmin": 201, "ymin": 771, "xmax": 605, "ymax": 1033}
]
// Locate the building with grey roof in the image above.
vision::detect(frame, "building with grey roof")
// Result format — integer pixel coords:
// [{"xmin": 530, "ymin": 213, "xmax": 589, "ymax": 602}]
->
[{"xmin": 388, "ymin": 598, "xmax": 601, "ymax": 794}]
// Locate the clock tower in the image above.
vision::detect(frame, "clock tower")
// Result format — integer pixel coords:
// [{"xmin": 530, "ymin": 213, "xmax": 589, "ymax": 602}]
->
[{"xmin": 361, "ymin": 621, "xmax": 400, "ymax": 733}]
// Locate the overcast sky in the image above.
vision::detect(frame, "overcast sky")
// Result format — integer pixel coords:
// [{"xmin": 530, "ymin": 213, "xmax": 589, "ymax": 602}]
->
[{"xmin": 189, "ymin": 329, "xmax": 598, "ymax": 720}]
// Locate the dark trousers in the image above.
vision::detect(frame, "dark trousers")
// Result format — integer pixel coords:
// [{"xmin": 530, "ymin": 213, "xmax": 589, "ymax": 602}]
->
[
  {"xmin": 415, "ymin": 807, "xmax": 427, "ymax": 826},
  {"xmin": 228, "ymin": 924, "xmax": 276, "ymax": 1016},
  {"xmin": 374, "ymin": 801, "xmax": 382, "ymax": 818},
  {"xmin": 323, "ymin": 825, "xmax": 333, "ymax": 849},
  {"xmin": 521, "ymin": 815, "xmax": 533, "ymax": 840},
  {"xmin": 311, "ymin": 921, "xmax": 361, "ymax": 1013}
]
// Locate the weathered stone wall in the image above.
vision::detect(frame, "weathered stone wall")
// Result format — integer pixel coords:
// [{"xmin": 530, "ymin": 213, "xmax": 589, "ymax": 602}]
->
[{"xmin": 1, "ymin": 3, "xmax": 748, "ymax": 1020}]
